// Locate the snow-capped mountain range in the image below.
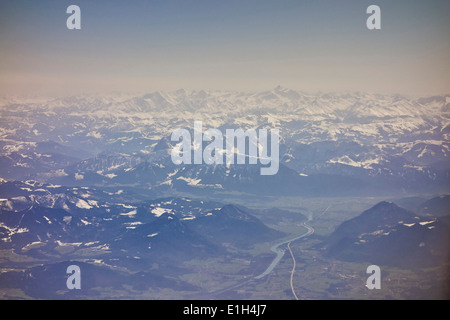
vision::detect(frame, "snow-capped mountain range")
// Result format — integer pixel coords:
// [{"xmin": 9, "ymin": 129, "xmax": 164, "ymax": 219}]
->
[{"xmin": 1, "ymin": 87, "xmax": 448, "ymax": 197}]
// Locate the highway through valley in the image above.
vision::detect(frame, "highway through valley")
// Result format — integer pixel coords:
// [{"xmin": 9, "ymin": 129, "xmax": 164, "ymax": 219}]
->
[
  {"xmin": 253, "ymin": 221, "xmax": 315, "ymax": 280},
  {"xmin": 206, "ymin": 220, "xmax": 315, "ymax": 298}
]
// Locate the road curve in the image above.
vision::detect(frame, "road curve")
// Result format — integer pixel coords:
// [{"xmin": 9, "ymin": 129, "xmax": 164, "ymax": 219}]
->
[
  {"xmin": 204, "ymin": 220, "xmax": 314, "ymax": 298},
  {"xmin": 254, "ymin": 221, "xmax": 314, "ymax": 280},
  {"xmin": 287, "ymin": 241, "xmax": 299, "ymax": 300}
]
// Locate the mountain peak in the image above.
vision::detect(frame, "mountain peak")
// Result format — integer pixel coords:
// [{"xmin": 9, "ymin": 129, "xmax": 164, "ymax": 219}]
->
[
  {"xmin": 219, "ymin": 204, "xmax": 246, "ymax": 218},
  {"xmin": 361, "ymin": 201, "xmax": 414, "ymax": 222},
  {"xmin": 371, "ymin": 200, "xmax": 396, "ymax": 209},
  {"xmin": 272, "ymin": 85, "xmax": 301, "ymax": 99},
  {"xmin": 327, "ymin": 201, "xmax": 417, "ymax": 246},
  {"xmin": 153, "ymin": 137, "xmax": 173, "ymax": 152},
  {"xmin": 274, "ymin": 85, "xmax": 284, "ymax": 91}
]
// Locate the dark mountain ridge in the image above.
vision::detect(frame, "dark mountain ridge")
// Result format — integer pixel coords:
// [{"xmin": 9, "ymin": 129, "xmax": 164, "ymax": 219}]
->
[{"xmin": 325, "ymin": 201, "xmax": 450, "ymax": 268}]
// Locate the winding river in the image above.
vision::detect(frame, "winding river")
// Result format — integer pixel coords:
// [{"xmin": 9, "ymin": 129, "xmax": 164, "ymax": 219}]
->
[
  {"xmin": 205, "ymin": 220, "xmax": 315, "ymax": 297},
  {"xmin": 253, "ymin": 221, "xmax": 315, "ymax": 279}
]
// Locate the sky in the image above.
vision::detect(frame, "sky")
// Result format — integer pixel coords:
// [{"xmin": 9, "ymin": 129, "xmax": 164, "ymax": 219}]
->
[{"xmin": 0, "ymin": 0, "xmax": 449, "ymax": 96}]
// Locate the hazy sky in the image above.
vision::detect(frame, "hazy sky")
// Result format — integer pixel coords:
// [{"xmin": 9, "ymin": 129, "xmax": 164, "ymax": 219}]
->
[{"xmin": 0, "ymin": 0, "xmax": 449, "ymax": 96}]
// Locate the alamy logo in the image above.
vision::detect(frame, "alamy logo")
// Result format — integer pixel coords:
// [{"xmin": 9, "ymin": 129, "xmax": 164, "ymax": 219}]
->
[
  {"xmin": 66, "ymin": 5, "xmax": 81, "ymax": 30},
  {"xmin": 366, "ymin": 265, "xmax": 381, "ymax": 290},
  {"xmin": 171, "ymin": 121, "xmax": 279, "ymax": 175},
  {"xmin": 66, "ymin": 265, "xmax": 81, "ymax": 290}
]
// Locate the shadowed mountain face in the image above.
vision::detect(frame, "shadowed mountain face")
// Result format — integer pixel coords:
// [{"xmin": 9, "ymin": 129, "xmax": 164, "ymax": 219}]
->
[
  {"xmin": 325, "ymin": 201, "xmax": 450, "ymax": 268},
  {"xmin": 0, "ymin": 180, "xmax": 285, "ymax": 266},
  {"xmin": 0, "ymin": 183, "xmax": 284, "ymax": 257},
  {"xmin": 111, "ymin": 212, "xmax": 224, "ymax": 264},
  {"xmin": 187, "ymin": 205, "xmax": 284, "ymax": 249},
  {"xmin": 417, "ymin": 195, "xmax": 450, "ymax": 217},
  {"xmin": 0, "ymin": 180, "xmax": 288, "ymax": 299}
]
